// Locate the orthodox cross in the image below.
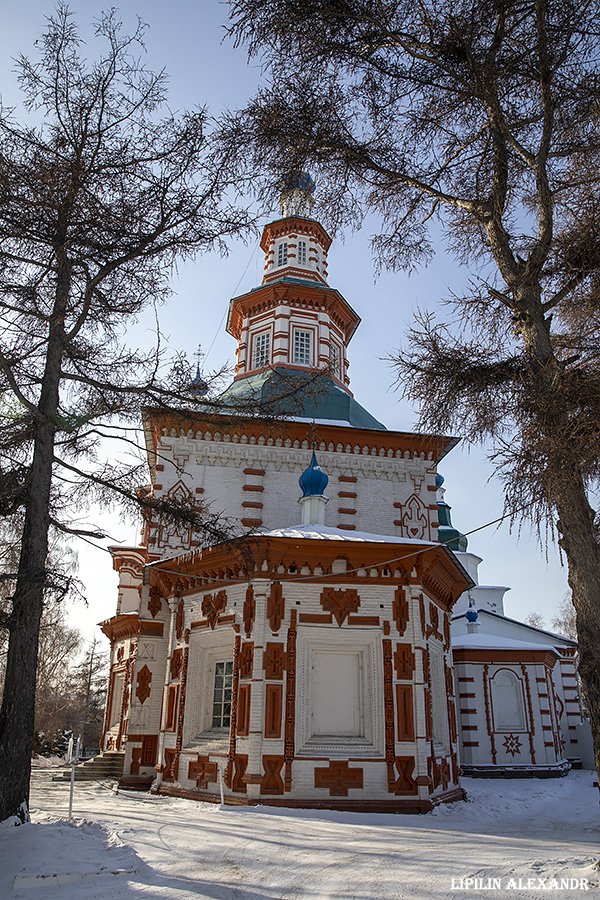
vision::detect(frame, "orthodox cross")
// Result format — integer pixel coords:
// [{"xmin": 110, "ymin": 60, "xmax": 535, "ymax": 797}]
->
[{"xmin": 307, "ymin": 418, "xmax": 324, "ymax": 450}]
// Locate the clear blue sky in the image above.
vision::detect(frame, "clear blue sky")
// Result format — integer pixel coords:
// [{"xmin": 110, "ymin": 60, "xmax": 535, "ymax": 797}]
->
[{"xmin": 0, "ymin": 1, "xmax": 570, "ymax": 643}]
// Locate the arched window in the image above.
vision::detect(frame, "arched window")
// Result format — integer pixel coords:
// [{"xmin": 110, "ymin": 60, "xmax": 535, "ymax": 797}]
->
[{"xmin": 490, "ymin": 669, "xmax": 526, "ymax": 732}]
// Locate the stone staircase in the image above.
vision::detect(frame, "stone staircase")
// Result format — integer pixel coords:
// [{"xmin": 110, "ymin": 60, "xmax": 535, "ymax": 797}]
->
[{"xmin": 52, "ymin": 750, "xmax": 125, "ymax": 782}]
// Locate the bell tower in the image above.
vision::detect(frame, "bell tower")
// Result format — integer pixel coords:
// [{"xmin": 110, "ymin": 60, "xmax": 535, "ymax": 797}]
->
[{"xmin": 226, "ymin": 173, "xmax": 358, "ymax": 391}]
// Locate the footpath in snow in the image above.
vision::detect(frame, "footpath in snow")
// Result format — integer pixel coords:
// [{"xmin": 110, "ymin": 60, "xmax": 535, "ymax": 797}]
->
[{"xmin": 0, "ymin": 768, "xmax": 598, "ymax": 899}]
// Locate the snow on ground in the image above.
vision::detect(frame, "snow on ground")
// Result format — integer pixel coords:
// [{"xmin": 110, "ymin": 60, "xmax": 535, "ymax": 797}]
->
[
  {"xmin": 0, "ymin": 769, "xmax": 598, "ymax": 899},
  {"xmin": 30, "ymin": 756, "xmax": 67, "ymax": 769}
]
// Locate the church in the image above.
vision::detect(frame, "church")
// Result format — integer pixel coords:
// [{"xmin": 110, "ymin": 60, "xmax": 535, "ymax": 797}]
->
[{"xmin": 100, "ymin": 174, "xmax": 589, "ymax": 811}]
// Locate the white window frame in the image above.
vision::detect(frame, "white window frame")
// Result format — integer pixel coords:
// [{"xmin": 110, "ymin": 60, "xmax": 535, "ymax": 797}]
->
[
  {"xmin": 292, "ymin": 328, "xmax": 313, "ymax": 366},
  {"xmin": 211, "ymin": 660, "xmax": 234, "ymax": 728},
  {"xmin": 277, "ymin": 241, "xmax": 288, "ymax": 267},
  {"xmin": 295, "ymin": 627, "xmax": 383, "ymax": 757},
  {"xmin": 297, "ymin": 239, "xmax": 307, "ymax": 265},
  {"xmin": 252, "ymin": 330, "xmax": 271, "ymax": 369},
  {"xmin": 185, "ymin": 633, "xmax": 236, "ymax": 745}
]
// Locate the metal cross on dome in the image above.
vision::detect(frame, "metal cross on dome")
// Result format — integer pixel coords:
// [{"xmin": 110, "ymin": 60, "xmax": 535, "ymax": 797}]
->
[{"xmin": 307, "ymin": 419, "xmax": 324, "ymax": 450}]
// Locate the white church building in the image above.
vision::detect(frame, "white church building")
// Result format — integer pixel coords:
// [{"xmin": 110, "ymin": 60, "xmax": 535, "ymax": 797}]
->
[{"xmin": 100, "ymin": 174, "xmax": 590, "ymax": 810}]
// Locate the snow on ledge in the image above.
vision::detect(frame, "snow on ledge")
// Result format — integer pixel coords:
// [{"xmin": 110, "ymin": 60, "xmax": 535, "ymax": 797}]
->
[{"xmin": 262, "ymin": 524, "xmax": 437, "ymax": 545}]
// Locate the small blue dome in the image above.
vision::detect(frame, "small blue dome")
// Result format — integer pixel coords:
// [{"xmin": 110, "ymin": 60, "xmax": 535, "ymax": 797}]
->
[
  {"xmin": 299, "ymin": 450, "xmax": 328, "ymax": 497},
  {"xmin": 465, "ymin": 607, "xmax": 478, "ymax": 623},
  {"xmin": 435, "ymin": 473, "xmax": 444, "ymax": 489},
  {"xmin": 281, "ymin": 172, "xmax": 315, "ymax": 193},
  {"xmin": 190, "ymin": 365, "xmax": 208, "ymax": 398}
]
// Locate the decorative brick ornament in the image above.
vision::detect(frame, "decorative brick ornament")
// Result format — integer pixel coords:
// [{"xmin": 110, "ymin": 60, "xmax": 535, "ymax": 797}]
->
[
  {"xmin": 314, "ymin": 760, "xmax": 363, "ymax": 796},
  {"xmin": 243, "ymin": 585, "xmax": 255, "ymax": 637},
  {"xmin": 502, "ymin": 734, "xmax": 522, "ymax": 757},
  {"xmin": 392, "ymin": 587, "xmax": 410, "ymax": 635},
  {"xmin": 188, "ymin": 755, "xmax": 218, "ymax": 789},
  {"xmin": 238, "ymin": 642, "xmax": 254, "ymax": 679},
  {"xmin": 393, "ymin": 756, "xmax": 418, "ymax": 795},
  {"xmin": 394, "ymin": 643, "xmax": 415, "ymax": 680},
  {"xmin": 136, "ymin": 665, "xmax": 152, "ymax": 705},
  {"xmin": 319, "ymin": 587, "xmax": 360, "ymax": 626},
  {"xmin": 148, "ymin": 588, "xmax": 162, "ymax": 619},
  {"xmin": 267, "ymin": 582, "xmax": 285, "ymax": 632},
  {"xmin": 263, "ymin": 643, "xmax": 285, "ymax": 679},
  {"xmin": 202, "ymin": 590, "xmax": 227, "ymax": 630},
  {"xmin": 261, "ymin": 756, "xmax": 285, "ymax": 794}
]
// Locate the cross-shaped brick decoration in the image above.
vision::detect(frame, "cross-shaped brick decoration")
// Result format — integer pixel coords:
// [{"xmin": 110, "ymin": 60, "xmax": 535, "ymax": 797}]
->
[
  {"xmin": 314, "ymin": 760, "xmax": 364, "ymax": 796},
  {"xmin": 188, "ymin": 755, "xmax": 218, "ymax": 789}
]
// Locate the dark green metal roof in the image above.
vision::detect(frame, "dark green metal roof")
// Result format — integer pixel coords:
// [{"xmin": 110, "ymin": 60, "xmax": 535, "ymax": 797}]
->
[{"xmin": 215, "ymin": 368, "xmax": 386, "ymax": 430}]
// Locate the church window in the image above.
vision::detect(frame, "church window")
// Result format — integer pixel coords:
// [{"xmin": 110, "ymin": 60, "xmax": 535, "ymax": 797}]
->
[
  {"xmin": 277, "ymin": 241, "xmax": 288, "ymax": 266},
  {"xmin": 293, "ymin": 329, "xmax": 312, "ymax": 366},
  {"xmin": 253, "ymin": 331, "xmax": 270, "ymax": 368},
  {"xmin": 212, "ymin": 661, "xmax": 233, "ymax": 728},
  {"xmin": 298, "ymin": 240, "xmax": 307, "ymax": 265},
  {"xmin": 330, "ymin": 342, "xmax": 342, "ymax": 378},
  {"xmin": 490, "ymin": 669, "xmax": 526, "ymax": 732}
]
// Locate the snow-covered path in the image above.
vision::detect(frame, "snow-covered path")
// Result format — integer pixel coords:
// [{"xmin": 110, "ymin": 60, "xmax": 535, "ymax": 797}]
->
[{"xmin": 1, "ymin": 770, "xmax": 598, "ymax": 899}]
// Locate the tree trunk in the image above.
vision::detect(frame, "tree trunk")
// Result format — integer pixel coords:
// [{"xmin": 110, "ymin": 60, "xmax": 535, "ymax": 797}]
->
[
  {"xmin": 517, "ymin": 301, "xmax": 600, "ymax": 786},
  {"xmin": 0, "ymin": 260, "xmax": 68, "ymax": 823},
  {"xmin": 553, "ymin": 476, "xmax": 600, "ymax": 786}
]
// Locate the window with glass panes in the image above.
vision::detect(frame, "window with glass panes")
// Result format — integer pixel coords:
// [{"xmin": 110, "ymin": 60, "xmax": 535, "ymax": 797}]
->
[
  {"xmin": 297, "ymin": 240, "xmax": 307, "ymax": 265},
  {"xmin": 212, "ymin": 661, "xmax": 233, "ymax": 728},
  {"xmin": 293, "ymin": 329, "xmax": 312, "ymax": 365},
  {"xmin": 330, "ymin": 342, "xmax": 342, "ymax": 378},
  {"xmin": 253, "ymin": 331, "xmax": 270, "ymax": 368},
  {"xmin": 277, "ymin": 242, "xmax": 288, "ymax": 266}
]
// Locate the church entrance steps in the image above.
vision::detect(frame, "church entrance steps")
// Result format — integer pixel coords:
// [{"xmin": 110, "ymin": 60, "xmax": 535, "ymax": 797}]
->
[{"xmin": 51, "ymin": 750, "xmax": 125, "ymax": 782}]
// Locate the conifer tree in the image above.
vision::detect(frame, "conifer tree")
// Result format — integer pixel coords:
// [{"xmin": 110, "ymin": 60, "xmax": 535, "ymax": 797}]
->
[
  {"xmin": 0, "ymin": 5, "xmax": 251, "ymax": 822},
  {"xmin": 228, "ymin": 0, "xmax": 600, "ymax": 781}
]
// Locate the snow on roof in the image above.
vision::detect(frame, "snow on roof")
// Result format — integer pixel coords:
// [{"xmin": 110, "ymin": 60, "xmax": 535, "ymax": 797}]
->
[
  {"xmin": 262, "ymin": 523, "xmax": 437, "ymax": 545},
  {"xmin": 451, "ymin": 632, "xmax": 560, "ymax": 654},
  {"xmin": 452, "ymin": 607, "xmax": 577, "ymax": 646},
  {"xmin": 285, "ymin": 416, "xmax": 353, "ymax": 427}
]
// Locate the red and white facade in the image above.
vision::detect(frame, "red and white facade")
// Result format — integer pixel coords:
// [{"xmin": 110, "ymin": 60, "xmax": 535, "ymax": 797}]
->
[{"xmin": 99, "ymin": 181, "xmax": 589, "ymax": 811}]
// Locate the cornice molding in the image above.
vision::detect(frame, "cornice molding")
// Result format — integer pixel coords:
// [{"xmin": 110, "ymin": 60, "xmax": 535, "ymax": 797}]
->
[{"xmin": 144, "ymin": 410, "xmax": 455, "ymax": 465}]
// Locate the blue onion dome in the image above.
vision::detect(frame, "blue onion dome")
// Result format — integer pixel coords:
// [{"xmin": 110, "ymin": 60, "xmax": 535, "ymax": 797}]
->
[
  {"xmin": 465, "ymin": 606, "xmax": 479, "ymax": 623},
  {"xmin": 435, "ymin": 473, "xmax": 444, "ymax": 489},
  {"xmin": 299, "ymin": 450, "xmax": 329, "ymax": 497},
  {"xmin": 190, "ymin": 365, "xmax": 208, "ymax": 398},
  {"xmin": 281, "ymin": 172, "xmax": 315, "ymax": 193}
]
